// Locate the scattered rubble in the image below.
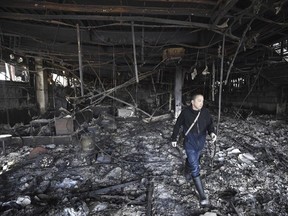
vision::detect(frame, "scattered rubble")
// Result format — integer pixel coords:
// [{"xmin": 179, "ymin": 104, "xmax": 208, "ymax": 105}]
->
[{"xmin": 0, "ymin": 113, "xmax": 287, "ymax": 215}]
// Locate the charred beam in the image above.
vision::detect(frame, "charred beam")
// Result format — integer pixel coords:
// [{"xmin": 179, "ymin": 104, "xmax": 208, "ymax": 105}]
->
[
  {"xmin": 0, "ymin": 2, "xmax": 212, "ymax": 17},
  {"xmin": 134, "ymin": 0, "xmax": 216, "ymax": 4},
  {"xmin": 146, "ymin": 181, "xmax": 154, "ymax": 216},
  {"xmin": 89, "ymin": 180, "xmax": 139, "ymax": 196},
  {"xmin": 0, "ymin": 12, "xmax": 212, "ymax": 29}
]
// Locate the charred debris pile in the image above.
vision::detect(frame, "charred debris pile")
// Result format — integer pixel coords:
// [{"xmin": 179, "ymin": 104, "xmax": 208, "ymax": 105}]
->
[{"xmin": 0, "ymin": 109, "xmax": 288, "ymax": 216}]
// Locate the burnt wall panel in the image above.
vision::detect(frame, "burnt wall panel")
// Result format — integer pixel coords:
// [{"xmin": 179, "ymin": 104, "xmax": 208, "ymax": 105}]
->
[
  {"xmin": 0, "ymin": 80, "xmax": 36, "ymax": 125},
  {"xmin": 0, "ymin": 80, "xmax": 35, "ymax": 110},
  {"xmin": 222, "ymin": 77, "xmax": 280, "ymax": 113}
]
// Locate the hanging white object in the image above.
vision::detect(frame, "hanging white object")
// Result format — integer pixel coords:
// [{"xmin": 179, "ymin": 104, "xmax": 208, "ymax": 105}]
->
[
  {"xmin": 202, "ymin": 65, "xmax": 210, "ymax": 75},
  {"xmin": 191, "ymin": 68, "xmax": 197, "ymax": 80},
  {"xmin": 216, "ymin": 18, "xmax": 229, "ymax": 28}
]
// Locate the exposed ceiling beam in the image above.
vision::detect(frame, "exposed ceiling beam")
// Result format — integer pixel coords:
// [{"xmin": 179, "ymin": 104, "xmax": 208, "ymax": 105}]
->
[
  {"xmin": 0, "ymin": 2, "xmax": 212, "ymax": 17},
  {"xmin": 0, "ymin": 12, "xmax": 240, "ymax": 41},
  {"xmin": 0, "ymin": 21, "xmax": 201, "ymax": 45},
  {"xmin": 0, "ymin": 12, "xmax": 213, "ymax": 28},
  {"xmin": 133, "ymin": 0, "xmax": 217, "ymax": 4}
]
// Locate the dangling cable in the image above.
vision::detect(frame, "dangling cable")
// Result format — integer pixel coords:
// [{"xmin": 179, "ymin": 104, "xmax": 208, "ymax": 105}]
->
[{"xmin": 210, "ymin": 32, "xmax": 226, "ymax": 171}]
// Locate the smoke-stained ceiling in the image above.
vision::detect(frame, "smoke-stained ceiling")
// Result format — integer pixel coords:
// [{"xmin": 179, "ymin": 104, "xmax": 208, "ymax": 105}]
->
[{"xmin": 0, "ymin": 0, "xmax": 288, "ymax": 84}]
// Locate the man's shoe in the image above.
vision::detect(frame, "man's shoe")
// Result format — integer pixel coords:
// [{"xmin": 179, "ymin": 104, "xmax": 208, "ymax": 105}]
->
[
  {"xmin": 192, "ymin": 175, "xmax": 210, "ymax": 207},
  {"xmin": 200, "ymin": 198, "xmax": 209, "ymax": 207}
]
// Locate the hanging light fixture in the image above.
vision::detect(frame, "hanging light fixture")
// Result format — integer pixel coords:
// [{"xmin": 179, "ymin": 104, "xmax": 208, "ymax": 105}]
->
[{"xmin": 17, "ymin": 57, "xmax": 23, "ymax": 63}]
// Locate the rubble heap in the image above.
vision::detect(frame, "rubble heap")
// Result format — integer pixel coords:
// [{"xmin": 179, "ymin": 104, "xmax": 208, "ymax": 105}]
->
[{"xmin": 0, "ymin": 114, "xmax": 287, "ymax": 215}]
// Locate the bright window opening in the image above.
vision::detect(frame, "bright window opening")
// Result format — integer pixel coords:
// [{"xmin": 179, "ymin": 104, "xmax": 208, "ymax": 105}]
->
[
  {"xmin": 0, "ymin": 63, "xmax": 29, "ymax": 82},
  {"xmin": 272, "ymin": 41, "xmax": 288, "ymax": 62},
  {"xmin": 52, "ymin": 72, "xmax": 68, "ymax": 87}
]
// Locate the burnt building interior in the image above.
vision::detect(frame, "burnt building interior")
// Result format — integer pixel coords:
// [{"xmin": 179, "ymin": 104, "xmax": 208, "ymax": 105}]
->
[{"xmin": 0, "ymin": 0, "xmax": 288, "ymax": 215}]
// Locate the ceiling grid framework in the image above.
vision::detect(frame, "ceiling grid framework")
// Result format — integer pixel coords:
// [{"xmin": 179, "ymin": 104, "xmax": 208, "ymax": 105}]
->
[{"xmin": 0, "ymin": 0, "xmax": 287, "ymax": 84}]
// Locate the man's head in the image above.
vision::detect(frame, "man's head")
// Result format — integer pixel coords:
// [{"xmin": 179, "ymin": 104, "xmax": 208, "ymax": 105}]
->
[{"xmin": 191, "ymin": 94, "xmax": 204, "ymax": 111}]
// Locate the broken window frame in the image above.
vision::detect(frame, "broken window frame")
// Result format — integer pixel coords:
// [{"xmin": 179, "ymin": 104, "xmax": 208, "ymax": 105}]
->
[{"xmin": 0, "ymin": 62, "xmax": 29, "ymax": 82}]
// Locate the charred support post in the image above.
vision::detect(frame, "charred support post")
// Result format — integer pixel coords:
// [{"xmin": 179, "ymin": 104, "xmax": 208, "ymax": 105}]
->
[
  {"xmin": 131, "ymin": 21, "xmax": 139, "ymax": 83},
  {"xmin": 212, "ymin": 60, "xmax": 215, "ymax": 102},
  {"xmin": 0, "ymin": 134, "xmax": 12, "ymax": 155},
  {"xmin": 76, "ymin": 23, "xmax": 84, "ymax": 96},
  {"xmin": 35, "ymin": 57, "xmax": 48, "ymax": 114},
  {"xmin": 276, "ymin": 86, "xmax": 287, "ymax": 119},
  {"xmin": 174, "ymin": 67, "xmax": 183, "ymax": 118}
]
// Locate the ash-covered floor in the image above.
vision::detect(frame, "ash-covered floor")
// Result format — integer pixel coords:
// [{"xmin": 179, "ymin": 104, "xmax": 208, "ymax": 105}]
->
[{"xmin": 0, "ymin": 113, "xmax": 288, "ymax": 216}]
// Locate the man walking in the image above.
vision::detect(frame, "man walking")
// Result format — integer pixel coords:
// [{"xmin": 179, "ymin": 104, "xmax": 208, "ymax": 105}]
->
[{"xmin": 171, "ymin": 93, "xmax": 217, "ymax": 207}]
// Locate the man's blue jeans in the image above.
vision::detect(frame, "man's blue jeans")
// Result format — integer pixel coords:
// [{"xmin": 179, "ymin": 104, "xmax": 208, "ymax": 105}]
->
[{"xmin": 184, "ymin": 133, "xmax": 206, "ymax": 178}]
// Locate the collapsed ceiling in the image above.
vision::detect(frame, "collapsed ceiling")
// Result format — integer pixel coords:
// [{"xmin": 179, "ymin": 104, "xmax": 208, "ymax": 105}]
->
[{"xmin": 0, "ymin": 0, "xmax": 288, "ymax": 85}]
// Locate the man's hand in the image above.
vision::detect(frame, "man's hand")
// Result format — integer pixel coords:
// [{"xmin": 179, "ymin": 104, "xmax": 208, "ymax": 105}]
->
[
  {"xmin": 210, "ymin": 133, "xmax": 217, "ymax": 143},
  {"xmin": 171, "ymin": 141, "xmax": 177, "ymax": 147}
]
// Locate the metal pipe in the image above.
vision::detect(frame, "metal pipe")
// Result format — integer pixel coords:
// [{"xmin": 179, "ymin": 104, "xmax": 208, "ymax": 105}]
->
[
  {"xmin": 76, "ymin": 23, "xmax": 84, "ymax": 96},
  {"xmin": 212, "ymin": 60, "xmax": 215, "ymax": 102},
  {"xmin": 113, "ymin": 47, "xmax": 116, "ymax": 88},
  {"xmin": 131, "ymin": 21, "xmax": 139, "ymax": 83},
  {"xmin": 141, "ymin": 25, "xmax": 144, "ymax": 63},
  {"xmin": 217, "ymin": 33, "xmax": 225, "ymax": 135},
  {"xmin": 224, "ymin": 18, "xmax": 255, "ymax": 85}
]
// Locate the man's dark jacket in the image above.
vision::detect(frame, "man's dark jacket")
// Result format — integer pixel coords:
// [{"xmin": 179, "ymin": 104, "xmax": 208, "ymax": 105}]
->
[{"xmin": 171, "ymin": 106, "xmax": 215, "ymax": 141}]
